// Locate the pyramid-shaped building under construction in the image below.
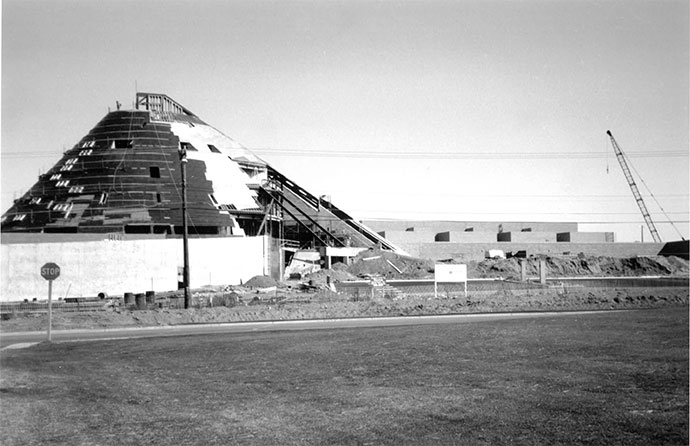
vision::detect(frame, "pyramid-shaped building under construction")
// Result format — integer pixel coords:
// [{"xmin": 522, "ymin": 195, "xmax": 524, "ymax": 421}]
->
[{"xmin": 1, "ymin": 93, "xmax": 399, "ymax": 254}]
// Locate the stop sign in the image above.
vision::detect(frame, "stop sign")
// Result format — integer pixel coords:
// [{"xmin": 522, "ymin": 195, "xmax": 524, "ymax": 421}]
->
[{"xmin": 41, "ymin": 262, "xmax": 61, "ymax": 281}]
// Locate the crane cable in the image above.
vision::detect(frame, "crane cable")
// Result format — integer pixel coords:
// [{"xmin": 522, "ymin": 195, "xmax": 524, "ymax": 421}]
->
[{"xmin": 618, "ymin": 146, "xmax": 686, "ymax": 241}]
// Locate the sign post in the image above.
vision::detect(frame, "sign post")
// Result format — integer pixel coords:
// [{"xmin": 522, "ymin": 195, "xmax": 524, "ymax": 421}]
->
[
  {"xmin": 434, "ymin": 264, "xmax": 467, "ymax": 299},
  {"xmin": 40, "ymin": 262, "xmax": 60, "ymax": 341}
]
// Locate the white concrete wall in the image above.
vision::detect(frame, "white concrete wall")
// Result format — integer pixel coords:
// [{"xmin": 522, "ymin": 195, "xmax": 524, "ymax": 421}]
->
[
  {"xmin": 187, "ymin": 237, "xmax": 266, "ymax": 287},
  {"xmin": 1, "ymin": 236, "xmax": 266, "ymax": 302}
]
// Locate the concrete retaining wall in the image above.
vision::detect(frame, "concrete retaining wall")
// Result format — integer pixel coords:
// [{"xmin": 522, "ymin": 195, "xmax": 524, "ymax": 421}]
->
[{"xmin": 1, "ymin": 236, "xmax": 266, "ymax": 302}]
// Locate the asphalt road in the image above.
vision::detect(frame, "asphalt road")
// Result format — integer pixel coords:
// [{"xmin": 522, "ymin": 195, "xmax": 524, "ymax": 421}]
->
[{"xmin": 0, "ymin": 310, "xmax": 621, "ymax": 350}]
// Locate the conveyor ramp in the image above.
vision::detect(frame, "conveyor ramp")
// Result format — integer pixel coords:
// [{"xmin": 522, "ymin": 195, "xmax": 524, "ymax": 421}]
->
[{"xmin": 266, "ymin": 167, "xmax": 405, "ymax": 253}]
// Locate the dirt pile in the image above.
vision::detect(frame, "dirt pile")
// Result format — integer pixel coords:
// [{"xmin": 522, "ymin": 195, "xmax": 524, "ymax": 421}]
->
[
  {"xmin": 470, "ymin": 255, "xmax": 689, "ymax": 280},
  {"xmin": 325, "ymin": 250, "xmax": 688, "ymax": 281},
  {"xmin": 346, "ymin": 249, "xmax": 435, "ymax": 279},
  {"xmin": 303, "ymin": 268, "xmax": 358, "ymax": 287},
  {"xmin": 244, "ymin": 275, "xmax": 278, "ymax": 288}
]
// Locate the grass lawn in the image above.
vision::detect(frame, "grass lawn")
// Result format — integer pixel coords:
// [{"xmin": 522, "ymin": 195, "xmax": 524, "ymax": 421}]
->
[{"xmin": 1, "ymin": 308, "xmax": 687, "ymax": 445}]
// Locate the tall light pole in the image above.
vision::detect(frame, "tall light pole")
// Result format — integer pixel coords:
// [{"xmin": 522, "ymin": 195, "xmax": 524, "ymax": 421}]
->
[{"xmin": 179, "ymin": 146, "xmax": 191, "ymax": 309}]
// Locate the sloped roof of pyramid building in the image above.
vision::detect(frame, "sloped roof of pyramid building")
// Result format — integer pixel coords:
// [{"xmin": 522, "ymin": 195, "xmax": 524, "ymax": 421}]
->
[
  {"xmin": 1, "ymin": 93, "xmax": 404, "ymax": 253},
  {"xmin": 1, "ymin": 93, "xmax": 267, "ymax": 235}
]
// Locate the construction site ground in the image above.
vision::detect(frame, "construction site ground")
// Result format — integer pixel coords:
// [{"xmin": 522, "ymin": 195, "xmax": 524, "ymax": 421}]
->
[{"xmin": 1, "ymin": 252, "xmax": 688, "ymax": 333}]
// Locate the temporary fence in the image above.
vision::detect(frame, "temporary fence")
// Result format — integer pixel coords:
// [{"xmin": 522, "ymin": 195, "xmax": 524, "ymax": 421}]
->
[
  {"xmin": 0, "ymin": 300, "xmax": 111, "ymax": 315},
  {"xmin": 335, "ymin": 276, "xmax": 689, "ymax": 300},
  {"xmin": 335, "ymin": 279, "xmax": 549, "ymax": 300}
]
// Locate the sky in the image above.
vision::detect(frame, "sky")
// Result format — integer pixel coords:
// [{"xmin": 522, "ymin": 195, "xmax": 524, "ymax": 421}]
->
[{"xmin": 1, "ymin": 0, "xmax": 688, "ymax": 243}]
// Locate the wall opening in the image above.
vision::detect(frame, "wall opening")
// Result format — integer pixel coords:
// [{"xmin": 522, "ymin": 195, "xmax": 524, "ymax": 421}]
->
[
  {"xmin": 174, "ymin": 225, "xmax": 219, "ymax": 235},
  {"xmin": 180, "ymin": 142, "xmax": 197, "ymax": 152},
  {"xmin": 153, "ymin": 225, "xmax": 172, "ymax": 234},
  {"xmin": 125, "ymin": 225, "xmax": 152, "ymax": 234},
  {"xmin": 111, "ymin": 139, "xmax": 133, "ymax": 149}
]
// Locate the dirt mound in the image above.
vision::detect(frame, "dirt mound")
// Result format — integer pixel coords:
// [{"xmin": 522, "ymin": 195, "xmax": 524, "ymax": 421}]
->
[
  {"xmin": 244, "ymin": 275, "xmax": 278, "ymax": 288},
  {"xmin": 312, "ymin": 253, "xmax": 688, "ymax": 282},
  {"xmin": 304, "ymin": 269, "xmax": 358, "ymax": 287},
  {"xmin": 325, "ymin": 252, "xmax": 689, "ymax": 281},
  {"xmin": 471, "ymin": 255, "xmax": 689, "ymax": 280},
  {"xmin": 331, "ymin": 262, "xmax": 349, "ymax": 271},
  {"xmin": 469, "ymin": 259, "xmax": 522, "ymax": 279},
  {"xmin": 346, "ymin": 248, "xmax": 435, "ymax": 279}
]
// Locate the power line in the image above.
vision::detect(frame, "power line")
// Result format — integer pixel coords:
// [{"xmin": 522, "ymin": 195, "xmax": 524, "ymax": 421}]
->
[
  {"xmin": 362, "ymin": 218, "xmax": 690, "ymax": 225},
  {"xmin": 1, "ymin": 148, "xmax": 687, "ymax": 160},
  {"xmin": 251, "ymin": 148, "xmax": 688, "ymax": 159},
  {"xmin": 347, "ymin": 207, "xmax": 690, "ymax": 218},
  {"xmin": 327, "ymin": 192, "xmax": 690, "ymax": 199},
  {"xmin": 358, "ymin": 215, "xmax": 690, "ymax": 224},
  {"xmin": 349, "ymin": 210, "xmax": 689, "ymax": 216}
]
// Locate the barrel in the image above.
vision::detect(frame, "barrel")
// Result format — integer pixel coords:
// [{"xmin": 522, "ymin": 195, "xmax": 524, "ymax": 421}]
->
[
  {"xmin": 124, "ymin": 292, "xmax": 134, "ymax": 305},
  {"xmin": 135, "ymin": 293, "xmax": 146, "ymax": 309},
  {"xmin": 145, "ymin": 290, "xmax": 155, "ymax": 304}
]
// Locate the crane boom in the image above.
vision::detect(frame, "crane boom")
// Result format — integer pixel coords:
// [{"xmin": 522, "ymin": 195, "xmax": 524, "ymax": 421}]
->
[{"xmin": 606, "ymin": 130, "xmax": 662, "ymax": 243}]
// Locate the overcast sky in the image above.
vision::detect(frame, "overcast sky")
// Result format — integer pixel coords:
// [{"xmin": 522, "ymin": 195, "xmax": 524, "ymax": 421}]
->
[{"xmin": 2, "ymin": 0, "xmax": 688, "ymax": 242}]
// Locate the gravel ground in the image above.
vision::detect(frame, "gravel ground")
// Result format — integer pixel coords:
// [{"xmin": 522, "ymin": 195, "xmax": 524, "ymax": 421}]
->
[{"xmin": 1, "ymin": 286, "xmax": 687, "ymax": 333}]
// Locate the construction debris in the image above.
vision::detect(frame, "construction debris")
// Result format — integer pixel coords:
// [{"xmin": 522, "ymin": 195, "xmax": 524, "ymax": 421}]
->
[
  {"xmin": 346, "ymin": 248, "xmax": 435, "ymax": 279},
  {"xmin": 470, "ymin": 255, "xmax": 689, "ymax": 280},
  {"xmin": 312, "ymin": 250, "xmax": 689, "ymax": 282}
]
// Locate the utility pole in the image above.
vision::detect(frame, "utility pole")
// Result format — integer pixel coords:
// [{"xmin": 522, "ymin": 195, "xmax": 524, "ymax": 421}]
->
[{"xmin": 179, "ymin": 146, "xmax": 191, "ymax": 309}]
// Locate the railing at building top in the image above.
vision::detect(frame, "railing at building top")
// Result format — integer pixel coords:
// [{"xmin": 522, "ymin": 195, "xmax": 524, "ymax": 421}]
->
[{"xmin": 135, "ymin": 92, "xmax": 198, "ymax": 117}]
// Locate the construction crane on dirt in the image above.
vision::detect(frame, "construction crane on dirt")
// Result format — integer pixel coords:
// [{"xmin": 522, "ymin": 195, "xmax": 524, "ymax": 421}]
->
[{"xmin": 606, "ymin": 130, "xmax": 662, "ymax": 243}]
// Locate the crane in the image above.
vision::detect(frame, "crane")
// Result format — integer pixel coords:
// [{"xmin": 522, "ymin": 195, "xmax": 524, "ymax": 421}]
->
[{"xmin": 606, "ymin": 130, "xmax": 662, "ymax": 243}]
